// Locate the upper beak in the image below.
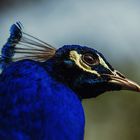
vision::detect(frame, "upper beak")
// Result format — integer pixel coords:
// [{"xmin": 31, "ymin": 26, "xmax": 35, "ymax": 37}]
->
[{"xmin": 107, "ymin": 71, "xmax": 140, "ymax": 92}]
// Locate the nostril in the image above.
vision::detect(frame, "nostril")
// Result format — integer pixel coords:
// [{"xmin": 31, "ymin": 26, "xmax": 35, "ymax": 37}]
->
[{"xmin": 115, "ymin": 70, "xmax": 126, "ymax": 78}]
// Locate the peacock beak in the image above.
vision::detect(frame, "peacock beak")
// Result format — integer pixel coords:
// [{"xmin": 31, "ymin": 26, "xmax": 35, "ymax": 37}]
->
[{"xmin": 108, "ymin": 71, "xmax": 140, "ymax": 92}]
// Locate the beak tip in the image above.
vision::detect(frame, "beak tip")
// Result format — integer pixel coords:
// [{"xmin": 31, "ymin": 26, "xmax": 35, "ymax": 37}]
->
[
  {"xmin": 108, "ymin": 73, "xmax": 140, "ymax": 93},
  {"xmin": 123, "ymin": 83, "xmax": 140, "ymax": 93},
  {"xmin": 137, "ymin": 87, "xmax": 140, "ymax": 92},
  {"xmin": 132, "ymin": 83, "xmax": 140, "ymax": 92}
]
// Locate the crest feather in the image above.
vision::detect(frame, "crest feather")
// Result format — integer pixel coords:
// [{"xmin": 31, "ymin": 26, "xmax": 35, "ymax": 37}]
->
[{"xmin": 1, "ymin": 22, "xmax": 56, "ymax": 67}]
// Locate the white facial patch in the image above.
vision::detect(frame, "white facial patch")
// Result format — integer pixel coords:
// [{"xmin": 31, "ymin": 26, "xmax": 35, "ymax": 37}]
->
[
  {"xmin": 97, "ymin": 54, "xmax": 111, "ymax": 70},
  {"xmin": 69, "ymin": 50, "xmax": 100, "ymax": 76},
  {"xmin": 97, "ymin": 54, "xmax": 116, "ymax": 74}
]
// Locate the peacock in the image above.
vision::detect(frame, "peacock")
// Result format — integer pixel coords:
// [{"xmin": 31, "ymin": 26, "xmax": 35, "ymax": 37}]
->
[{"xmin": 0, "ymin": 22, "xmax": 139, "ymax": 140}]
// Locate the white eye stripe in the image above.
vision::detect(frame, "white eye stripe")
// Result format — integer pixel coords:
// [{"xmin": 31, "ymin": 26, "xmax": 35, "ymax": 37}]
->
[
  {"xmin": 97, "ymin": 54, "xmax": 112, "ymax": 71},
  {"xmin": 97, "ymin": 54, "xmax": 118, "ymax": 76}
]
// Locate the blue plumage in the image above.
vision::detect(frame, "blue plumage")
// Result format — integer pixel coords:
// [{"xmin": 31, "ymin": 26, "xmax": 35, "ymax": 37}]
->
[
  {"xmin": 0, "ymin": 23, "xmax": 139, "ymax": 140},
  {"xmin": 0, "ymin": 60, "xmax": 84, "ymax": 140},
  {"xmin": 0, "ymin": 23, "xmax": 22, "ymax": 70}
]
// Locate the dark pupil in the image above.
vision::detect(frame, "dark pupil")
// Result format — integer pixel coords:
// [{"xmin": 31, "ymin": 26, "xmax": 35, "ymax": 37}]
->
[{"xmin": 83, "ymin": 54, "xmax": 96, "ymax": 65}]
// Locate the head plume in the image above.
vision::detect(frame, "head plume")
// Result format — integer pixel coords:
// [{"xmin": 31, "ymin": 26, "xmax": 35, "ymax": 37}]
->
[{"xmin": 1, "ymin": 22, "xmax": 56, "ymax": 66}]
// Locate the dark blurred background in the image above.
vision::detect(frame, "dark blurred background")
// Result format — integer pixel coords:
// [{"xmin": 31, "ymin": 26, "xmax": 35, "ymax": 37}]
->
[{"xmin": 0, "ymin": 0, "xmax": 140, "ymax": 140}]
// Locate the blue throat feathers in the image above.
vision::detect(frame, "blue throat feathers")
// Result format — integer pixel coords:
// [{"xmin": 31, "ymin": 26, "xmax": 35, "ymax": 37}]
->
[{"xmin": 0, "ymin": 60, "xmax": 85, "ymax": 140}]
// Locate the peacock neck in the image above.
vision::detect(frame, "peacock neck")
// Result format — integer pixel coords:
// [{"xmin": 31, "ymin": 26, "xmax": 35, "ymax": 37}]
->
[
  {"xmin": 40, "ymin": 60, "xmax": 85, "ymax": 140},
  {"xmin": 45, "ymin": 78, "xmax": 85, "ymax": 140},
  {"xmin": 0, "ymin": 60, "xmax": 85, "ymax": 140}
]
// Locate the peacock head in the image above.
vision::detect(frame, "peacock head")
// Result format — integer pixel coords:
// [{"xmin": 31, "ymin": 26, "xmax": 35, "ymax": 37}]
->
[
  {"xmin": 46, "ymin": 45, "xmax": 140, "ymax": 98},
  {"xmin": 3, "ymin": 22, "xmax": 140, "ymax": 99}
]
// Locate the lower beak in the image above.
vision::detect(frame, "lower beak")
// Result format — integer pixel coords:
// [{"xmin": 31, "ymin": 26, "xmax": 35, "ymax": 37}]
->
[{"xmin": 108, "ymin": 71, "xmax": 140, "ymax": 92}]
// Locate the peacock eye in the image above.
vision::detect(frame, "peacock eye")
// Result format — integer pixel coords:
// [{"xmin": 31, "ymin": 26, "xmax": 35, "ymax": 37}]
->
[{"xmin": 82, "ymin": 53, "xmax": 99, "ymax": 66}]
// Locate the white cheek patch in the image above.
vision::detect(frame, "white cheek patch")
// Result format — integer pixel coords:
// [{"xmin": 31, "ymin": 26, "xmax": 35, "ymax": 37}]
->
[{"xmin": 69, "ymin": 51, "xmax": 100, "ymax": 76}]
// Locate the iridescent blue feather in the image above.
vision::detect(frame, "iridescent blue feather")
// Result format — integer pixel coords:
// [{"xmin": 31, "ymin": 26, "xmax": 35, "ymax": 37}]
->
[{"xmin": 0, "ymin": 22, "xmax": 22, "ymax": 70}]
